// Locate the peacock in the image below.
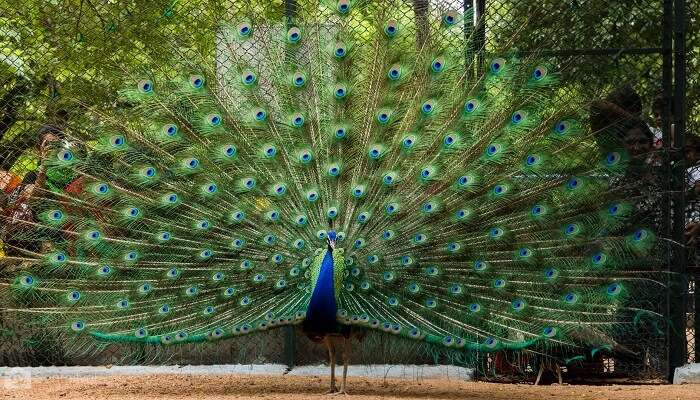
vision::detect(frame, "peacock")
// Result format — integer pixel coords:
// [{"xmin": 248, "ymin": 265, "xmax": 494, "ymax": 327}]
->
[{"xmin": 0, "ymin": 2, "xmax": 663, "ymax": 394}]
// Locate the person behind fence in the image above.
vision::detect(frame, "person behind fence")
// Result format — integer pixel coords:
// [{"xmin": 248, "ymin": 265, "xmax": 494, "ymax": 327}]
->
[
  {"xmin": 589, "ymin": 87, "xmax": 661, "ymax": 373},
  {"xmin": 682, "ymin": 135, "xmax": 700, "ymax": 244},
  {"xmin": 0, "ymin": 122, "xmax": 82, "ymax": 258},
  {"xmin": 651, "ymin": 89, "xmax": 674, "ymax": 149}
]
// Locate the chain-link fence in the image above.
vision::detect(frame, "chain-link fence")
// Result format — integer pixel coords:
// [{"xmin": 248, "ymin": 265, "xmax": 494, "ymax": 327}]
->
[{"xmin": 0, "ymin": 0, "xmax": 695, "ymax": 382}]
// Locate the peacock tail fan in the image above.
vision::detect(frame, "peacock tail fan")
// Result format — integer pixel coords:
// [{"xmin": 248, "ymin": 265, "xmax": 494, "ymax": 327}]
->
[{"xmin": 1, "ymin": 3, "xmax": 664, "ymax": 365}]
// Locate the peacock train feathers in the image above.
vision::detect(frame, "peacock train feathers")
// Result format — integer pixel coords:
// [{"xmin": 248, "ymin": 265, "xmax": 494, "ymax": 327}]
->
[{"xmin": 1, "ymin": 3, "xmax": 662, "ymax": 362}]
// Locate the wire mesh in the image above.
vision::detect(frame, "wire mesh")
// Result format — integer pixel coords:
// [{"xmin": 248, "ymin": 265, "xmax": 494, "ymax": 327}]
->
[
  {"xmin": 0, "ymin": 0, "xmax": 694, "ymax": 381},
  {"xmin": 684, "ymin": 0, "xmax": 700, "ymax": 366}
]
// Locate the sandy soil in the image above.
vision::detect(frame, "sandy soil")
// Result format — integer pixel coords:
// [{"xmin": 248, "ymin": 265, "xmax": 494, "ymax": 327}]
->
[{"xmin": 2, "ymin": 374, "xmax": 699, "ymax": 400}]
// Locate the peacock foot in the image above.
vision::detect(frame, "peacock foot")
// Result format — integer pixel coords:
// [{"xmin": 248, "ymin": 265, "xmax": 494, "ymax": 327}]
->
[{"xmin": 324, "ymin": 385, "xmax": 338, "ymax": 394}]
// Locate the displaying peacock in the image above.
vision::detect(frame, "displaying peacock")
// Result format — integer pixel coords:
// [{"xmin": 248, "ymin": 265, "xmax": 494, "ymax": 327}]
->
[{"xmin": 0, "ymin": 2, "xmax": 664, "ymax": 393}]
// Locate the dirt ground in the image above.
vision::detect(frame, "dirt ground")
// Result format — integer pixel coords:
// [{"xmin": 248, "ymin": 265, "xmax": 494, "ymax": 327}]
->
[{"xmin": 2, "ymin": 374, "xmax": 699, "ymax": 400}]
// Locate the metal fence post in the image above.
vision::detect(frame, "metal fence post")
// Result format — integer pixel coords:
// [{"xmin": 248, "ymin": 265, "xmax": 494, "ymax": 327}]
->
[
  {"xmin": 667, "ymin": 0, "xmax": 689, "ymax": 381},
  {"xmin": 284, "ymin": 325, "xmax": 296, "ymax": 370},
  {"xmin": 662, "ymin": 0, "xmax": 677, "ymax": 381}
]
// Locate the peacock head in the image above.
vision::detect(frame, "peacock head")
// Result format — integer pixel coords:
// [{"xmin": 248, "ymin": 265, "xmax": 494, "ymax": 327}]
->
[{"xmin": 327, "ymin": 230, "xmax": 337, "ymax": 250}]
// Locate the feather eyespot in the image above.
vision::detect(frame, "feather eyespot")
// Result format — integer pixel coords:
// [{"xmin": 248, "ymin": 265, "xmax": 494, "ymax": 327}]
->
[
  {"xmin": 511, "ymin": 110, "xmax": 524, "ymax": 124},
  {"xmin": 287, "ymin": 27, "xmax": 302, "ymax": 43},
  {"xmin": 291, "ymin": 72, "xmax": 306, "ymax": 87},
  {"xmin": 431, "ymin": 57, "xmax": 445, "ymax": 72},
  {"xmin": 490, "ymin": 58, "xmax": 506, "ymax": 73},
  {"xmin": 57, "ymin": 149, "xmax": 73, "ymax": 162},
  {"xmin": 206, "ymin": 113, "xmax": 222, "ymax": 126},
  {"xmin": 241, "ymin": 70, "xmax": 257, "ymax": 85},
  {"xmin": 71, "ymin": 321, "xmax": 86, "ymax": 332},
  {"xmin": 189, "ymin": 75, "xmax": 205, "ymax": 89},
  {"xmin": 464, "ymin": 99, "xmax": 479, "ymax": 113},
  {"xmin": 110, "ymin": 135, "xmax": 126, "ymax": 148},
  {"xmin": 334, "ymin": 42, "xmax": 347, "ymax": 58},
  {"xmin": 555, "ymin": 120, "xmax": 570, "ymax": 134},
  {"xmin": 162, "ymin": 123, "xmax": 178, "ymax": 137},
  {"xmin": 236, "ymin": 21, "xmax": 252, "ymax": 38},
  {"xmin": 253, "ymin": 108, "xmax": 267, "ymax": 122},
  {"xmin": 291, "ymin": 113, "xmax": 304, "ymax": 127},
  {"xmin": 336, "ymin": 0, "xmax": 350, "ymax": 13},
  {"xmin": 387, "ymin": 63, "xmax": 402, "ymax": 80},
  {"xmin": 532, "ymin": 65, "xmax": 547, "ymax": 80},
  {"xmin": 384, "ymin": 20, "xmax": 398, "ymax": 37},
  {"xmin": 137, "ymin": 79, "xmax": 153, "ymax": 93},
  {"xmin": 442, "ymin": 11, "xmax": 458, "ymax": 27}
]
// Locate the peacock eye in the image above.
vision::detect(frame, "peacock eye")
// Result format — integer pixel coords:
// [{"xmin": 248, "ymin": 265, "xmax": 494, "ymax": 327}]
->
[
  {"xmin": 50, "ymin": 210, "xmax": 63, "ymax": 220},
  {"xmin": 402, "ymin": 135, "xmax": 416, "ymax": 149},
  {"xmin": 298, "ymin": 150, "xmax": 312, "ymax": 163},
  {"xmin": 633, "ymin": 229, "xmax": 648, "ymax": 241},
  {"xmin": 71, "ymin": 320, "xmax": 86, "ymax": 332},
  {"xmin": 253, "ymin": 108, "xmax": 267, "ymax": 121},
  {"xmin": 376, "ymin": 110, "xmax": 391, "ymax": 124},
  {"xmin": 287, "ymin": 27, "xmax": 302, "ymax": 43},
  {"xmin": 162, "ymin": 123, "xmax": 178, "ymax": 137},
  {"xmin": 421, "ymin": 100, "xmax": 435, "ymax": 115},
  {"xmin": 555, "ymin": 120, "xmax": 570, "ymax": 134},
  {"xmin": 334, "ymin": 84, "xmax": 347, "ymax": 99},
  {"xmin": 292, "ymin": 72, "xmax": 306, "ymax": 87},
  {"xmin": 241, "ymin": 69, "xmax": 257, "ymax": 85},
  {"xmin": 387, "ymin": 63, "xmax": 402, "ymax": 80},
  {"xmin": 443, "ymin": 11, "xmax": 458, "ymax": 26},
  {"xmin": 185, "ymin": 158, "xmax": 200, "ymax": 169},
  {"xmin": 533, "ymin": 65, "xmax": 548, "ymax": 80},
  {"xmin": 486, "ymin": 143, "xmax": 500, "ymax": 156},
  {"xmin": 327, "ymin": 207, "xmax": 338, "ymax": 218},
  {"xmin": 543, "ymin": 327, "xmax": 557, "ymax": 337},
  {"xmin": 384, "ymin": 20, "xmax": 398, "ymax": 37},
  {"xmin": 336, "ymin": 0, "xmax": 350, "ymax": 13},
  {"xmin": 237, "ymin": 21, "xmax": 252, "ymax": 37},
  {"xmin": 525, "ymin": 154, "xmax": 538, "ymax": 166},
  {"xmin": 464, "ymin": 99, "xmax": 479, "ymax": 113},
  {"xmin": 567, "ymin": 177, "xmax": 580, "ymax": 190},
  {"xmin": 432, "ymin": 57, "xmax": 445, "ymax": 72},
  {"xmin": 605, "ymin": 152, "xmax": 621, "ymax": 166},
  {"xmin": 137, "ymin": 79, "xmax": 153, "ymax": 93},
  {"xmin": 291, "ymin": 113, "xmax": 304, "ymax": 127},
  {"xmin": 207, "ymin": 113, "xmax": 222, "ymax": 126},
  {"xmin": 607, "ymin": 283, "xmax": 622, "ymax": 296},
  {"xmin": 490, "ymin": 57, "xmax": 506, "ymax": 73},
  {"xmin": 511, "ymin": 110, "xmax": 524, "ymax": 123},
  {"xmin": 189, "ymin": 75, "xmax": 205, "ymax": 89},
  {"xmin": 334, "ymin": 42, "xmax": 347, "ymax": 58},
  {"xmin": 110, "ymin": 135, "xmax": 126, "ymax": 147},
  {"xmin": 57, "ymin": 150, "xmax": 73, "ymax": 162}
]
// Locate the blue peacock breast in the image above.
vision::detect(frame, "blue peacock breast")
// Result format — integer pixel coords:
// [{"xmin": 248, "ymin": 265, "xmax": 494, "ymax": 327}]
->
[{"xmin": 304, "ymin": 247, "xmax": 346, "ymax": 334}]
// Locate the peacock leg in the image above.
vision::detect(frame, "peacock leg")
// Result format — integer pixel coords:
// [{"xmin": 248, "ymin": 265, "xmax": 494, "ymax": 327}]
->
[
  {"xmin": 338, "ymin": 336, "xmax": 350, "ymax": 395},
  {"xmin": 324, "ymin": 336, "xmax": 338, "ymax": 394}
]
